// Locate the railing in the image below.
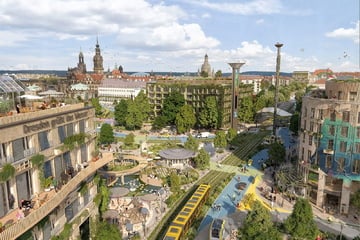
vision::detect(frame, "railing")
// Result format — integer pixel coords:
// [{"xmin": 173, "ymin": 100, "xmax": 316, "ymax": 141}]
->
[{"xmin": 0, "ymin": 152, "xmax": 114, "ymax": 240}]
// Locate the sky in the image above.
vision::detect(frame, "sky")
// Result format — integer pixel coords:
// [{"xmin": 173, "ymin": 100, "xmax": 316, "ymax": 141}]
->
[{"xmin": 0, "ymin": 0, "xmax": 359, "ymax": 73}]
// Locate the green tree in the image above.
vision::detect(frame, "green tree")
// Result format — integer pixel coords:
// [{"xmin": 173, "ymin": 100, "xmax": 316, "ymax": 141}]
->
[
  {"xmin": 134, "ymin": 90, "xmax": 151, "ymax": 122},
  {"xmin": 240, "ymin": 200, "xmax": 281, "ymax": 240},
  {"xmin": 198, "ymin": 96, "xmax": 218, "ymax": 129},
  {"xmin": 226, "ymin": 128, "xmax": 237, "ymax": 144},
  {"xmin": 215, "ymin": 70, "xmax": 222, "ymax": 78},
  {"xmin": 98, "ymin": 123, "xmax": 114, "ymax": 145},
  {"xmin": 175, "ymin": 105, "xmax": 196, "ymax": 133},
  {"xmin": 162, "ymin": 91, "xmax": 185, "ymax": 125},
  {"xmin": 125, "ymin": 101, "xmax": 143, "ymax": 130},
  {"xmin": 284, "ymin": 198, "xmax": 318, "ymax": 240},
  {"xmin": 93, "ymin": 221, "xmax": 122, "ymax": 240},
  {"xmin": 268, "ymin": 142, "xmax": 286, "ymax": 166},
  {"xmin": 152, "ymin": 115, "xmax": 168, "ymax": 130},
  {"xmin": 184, "ymin": 135, "xmax": 199, "ymax": 152},
  {"xmin": 289, "ymin": 112, "xmax": 300, "ymax": 135},
  {"xmin": 214, "ymin": 130, "xmax": 227, "ymax": 149},
  {"xmin": 124, "ymin": 133, "xmax": 135, "ymax": 147},
  {"xmin": 114, "ymin": 99, "xmax": 128, "ymax": 126},
  {"xmin": 200, "ymin": 71, "xmax": 208, "ymax": 78},
  {"xmin": 91, "ymin": 98, "xmax": 103, "ymax": 117},
  {"xmin": 169, "ymin": 172, "xmax": 181, "ymax": 193},
  {"xmin": 237, "ymin": 96, "xmax": 254, "ymax": 123},
  {"xmin": 194, "ymin": 148, "xmax": 210, "ymax": 170}
]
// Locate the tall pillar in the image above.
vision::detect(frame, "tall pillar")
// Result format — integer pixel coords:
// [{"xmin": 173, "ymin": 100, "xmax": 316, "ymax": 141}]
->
[
  {"xmin": 273, "ymin": 43, "xmax": 283, "ymax": 136},
  {"xmin": 228, "ymin": 62, "xmax": 245, "ymax": 130}
]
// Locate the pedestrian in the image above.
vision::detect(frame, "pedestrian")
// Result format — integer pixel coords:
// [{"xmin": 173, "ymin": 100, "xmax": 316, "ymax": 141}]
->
[{"xmin": 16, "ymin": 207, "xmax": 25, "ymax": 220}]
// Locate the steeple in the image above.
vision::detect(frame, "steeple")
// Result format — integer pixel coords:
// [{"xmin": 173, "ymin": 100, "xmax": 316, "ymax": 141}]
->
[{"xmin": 93, "ymin": 38, "xmax": 104, "ymax": 74}]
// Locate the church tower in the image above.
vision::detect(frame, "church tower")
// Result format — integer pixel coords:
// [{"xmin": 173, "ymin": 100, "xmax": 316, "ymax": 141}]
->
[
  {"xmin": 77, "ymin": 50, "xmax": 87, "ymax": 74},
  {"xmin": 93, "ymin": 38, "xmax": 104, "ymax": 74},
  {"xmin": 200, "ymin": 54, "xmax": 212, "ymax": 77}
]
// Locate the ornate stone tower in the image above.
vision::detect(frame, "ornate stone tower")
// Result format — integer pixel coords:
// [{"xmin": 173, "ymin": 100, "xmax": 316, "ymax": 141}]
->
[
  {"xmin": 200, "ymin": 54, "xmax": 212, "ymax": 77},
  {"xmin": 77, "ymin": 50, "xmax": 87, "ymax": 74},
  {"xmin": 93, "ymin": 38, "xmax": 104, "ymax": 74}
]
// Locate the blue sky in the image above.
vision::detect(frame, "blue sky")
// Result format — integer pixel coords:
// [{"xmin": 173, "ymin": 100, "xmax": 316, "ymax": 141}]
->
[{"xmin": 0, "ymin": 0, "xmax": 358, "ymax": 73}]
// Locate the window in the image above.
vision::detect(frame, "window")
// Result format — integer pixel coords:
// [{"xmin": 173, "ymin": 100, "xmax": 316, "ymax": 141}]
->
[
  {"xmin": 358, "ymin": 112, "xmax": 360, "ymax": 124},
  {"xmin": 302, "ymin": 133, "xmax": 305, "ymax": 143},
  {"xmin": 310, "ymin": 122, "xmax": 314, "ymax": 132},
  {"xmin": 326, "ymin": 155, "xmax": 332, "ymax": 169},
  {"xmin": 329, "ymin": 125, "xmax": 335, "ymax": 136},
  {"xmin": 303, "ymin": 120, "xmax": 307, "ymax": 130},
  {"xmin": 350, "ymin": 92, "xmax": 357, "ymax": 101},
  {"xmin": 38, "ymin": 131, "xmax": 50, "ymax": 151},
  {"xmin": 353, "ymin": 159, "xmax": 360, "ymax": 174},
  {"xmin": 309, "ymin": 135, "xmax": 313, "ymax": 146},
  {"xmin": 341, "ymin": 126, "xmax": 348, "ymax": 137},
  {"xmin": 307, "ymin": 150, "xmax": 312, "ymax": 162},
  {"xmin": 311, "ymin": 108, "xmax": 315, "ymax": 118},
  {"xmin": 338, "ymin": 91, "xmax": 343, "ymax": 100},
  {"xmin": 356, "ymin": 142, "xmax": 360, "ymax": 153},
  {"xmin": 337, "ymin": 157, "xmax": 345, "ymax": 172},
  {"xmin": 330, "ymin": 111, "xmax": 336, "ymax": 121},
  {"xmin": 12, "ymin": 138, "xmax": 25, "ymax": 162},
  {"xmin": 43, "ymin": 160, "xmax": 52, "ymax": 178},
  {"xmin": 301, "ymin": 147, "xmax": 304, "ymax": 161},
  {"xmin": 357, "ymin": 127, "xmax": 360, "ymax": 138},
  {"xmin": 304, "ymin": 107, "xmax": 307, "ymax": 117},
  {"xmin": 319, "ymin": 109, "xmax": 324, "ymax": 120},
  {"xmin": 342, "ymin": 111, "xmax": 350, "ymax": 122},
  {"xmin": 340, "ymin": 141, "xmax": 347, "ymax": 152},
  {"xmin": 328, "ymin": 140, "xmax": 334, "ymax": 150}
]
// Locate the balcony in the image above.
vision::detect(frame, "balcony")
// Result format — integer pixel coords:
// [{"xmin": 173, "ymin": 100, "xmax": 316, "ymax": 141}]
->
[{"xmin": 0, "ymin": 152, "xmax": 114, "ymax": 240}]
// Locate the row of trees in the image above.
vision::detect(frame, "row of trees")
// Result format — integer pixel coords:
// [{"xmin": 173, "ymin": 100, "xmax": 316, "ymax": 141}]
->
[{"xmin": 240, "ymin": 198, "xmax": 319, "ymax": 240}]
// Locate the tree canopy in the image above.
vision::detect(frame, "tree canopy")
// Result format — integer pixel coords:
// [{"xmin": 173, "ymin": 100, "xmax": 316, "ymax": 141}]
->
[
  {"xmin": 98, "ymin": 123, "xmax": 114, "ymax": 144},
  {"xmin": 114, "ymin": 99, "xmax": 128, "ymax": 126},
  {"xmin": 198, "ymin": 96, "xmax": 218, "ymax": 129},
  {"xmin": 237, "ymin": 96, "xmax": 254, "ymax": 123},
  {"xmin": 91, "ymin": 98, "xmax": 103, "ymax": 117},
  {"xmin": 93, "ymin": 221, "xmax": 122, "ymax": 240},
  {"xmin": 284, "ymin": 198, "xmax": 319, "ymax": 240},
  {"xmin": 175, "ymin": 104, "xmax": 196, "ymax": 134},
  {"xmin": 184, "ymin": 135, "xmax": 199, "ymax": 152},
  {"xmin": 268, "ymin": 142, "xmax": 286, "ymax": 166},
  {"xmin": 239, "ymin": 200, "xmax": 281, "ymax": 240},
  {"xmin": 162, "ymin": 91, "xmax": 185, "ymax": 125},
  {"xmin": 214, "ymin": 130, "xmax": 227, "ymax": 149},
  {"xmin": 194, "ymin": 148, "xmax": 210, "ymax": 170}
]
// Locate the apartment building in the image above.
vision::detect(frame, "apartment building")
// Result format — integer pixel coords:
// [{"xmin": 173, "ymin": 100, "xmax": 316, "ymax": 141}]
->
[
  {"xmin": 298, "ymin": 79, "xmax": 360, "ymax": 215},
  {"xmin": 0, "ymin": 103, "xmax": 111, "ymax": 240}
]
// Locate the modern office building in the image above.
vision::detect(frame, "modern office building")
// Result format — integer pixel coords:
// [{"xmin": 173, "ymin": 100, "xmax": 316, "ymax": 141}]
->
[
  {"xmin": 298, "ymin": 79, "xmax": 360, "ymax": 215},
  {"xmin": 0, "ymin": 103, "xmax": 112, "ymax": 239}
]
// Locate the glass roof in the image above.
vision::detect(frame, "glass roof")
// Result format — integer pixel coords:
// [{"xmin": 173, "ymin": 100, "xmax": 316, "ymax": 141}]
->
[{"xmin": 0, "ymin": 75, "xmax": 25, "ymax": 93}]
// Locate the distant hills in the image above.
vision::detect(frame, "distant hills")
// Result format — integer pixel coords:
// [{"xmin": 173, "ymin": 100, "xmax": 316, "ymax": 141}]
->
[{"xmin": 0, "ymin": 70, "xmax": 292, "ymax": 78}]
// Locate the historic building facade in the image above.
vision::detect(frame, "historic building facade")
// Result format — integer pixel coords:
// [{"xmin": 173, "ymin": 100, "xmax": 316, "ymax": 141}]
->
[
  {"xmin": 0, "ymin": 103, "xmax": 107, "ymax": 239},
  {"xmin": 298, "ymin": 79, "xmax": 360, "ymax": 215}
]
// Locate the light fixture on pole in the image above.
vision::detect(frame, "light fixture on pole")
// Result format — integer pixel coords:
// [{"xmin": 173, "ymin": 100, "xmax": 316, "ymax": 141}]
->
[
  {"xmin": 228, "ymin": 62, "xmax": 245, "ymax": 130},
  {"xmin": 273, "ymin": 42, "xmax": 283, "ymax": 137}
]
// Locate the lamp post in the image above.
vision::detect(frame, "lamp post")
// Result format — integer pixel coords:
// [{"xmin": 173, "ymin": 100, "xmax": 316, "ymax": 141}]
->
[
  {"xmin": 228, "ymin": 62, "xmax": 245, "ymax": 130},
  {"xmin": 273, "ymin": 42, "xmax": 283, "ymax": 137}
]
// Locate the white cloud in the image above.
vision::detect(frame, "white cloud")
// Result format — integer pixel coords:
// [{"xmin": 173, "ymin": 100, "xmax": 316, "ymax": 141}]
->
[
  {"xmin": 326, "ymin": 21, "xmax": 360, "ymax": 43},
  {"xmin": 255, "ymin": 19, "xmax": 264, "ymax": 24},
  {"xmin": 183, "ymin": 0, "xmax": 283, "ymax": 15}
]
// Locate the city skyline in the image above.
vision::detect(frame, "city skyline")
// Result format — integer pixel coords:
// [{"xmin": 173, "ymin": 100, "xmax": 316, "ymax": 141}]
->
[{"xmin": 0, "ymin": 0, "xmax": 359, "ymax": 73}]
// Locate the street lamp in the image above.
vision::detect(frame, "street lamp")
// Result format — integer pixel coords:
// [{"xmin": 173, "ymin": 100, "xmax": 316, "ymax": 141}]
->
[{"xmin": 273, "ymin": 42, "xmax": 283, "ymax": 137}]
